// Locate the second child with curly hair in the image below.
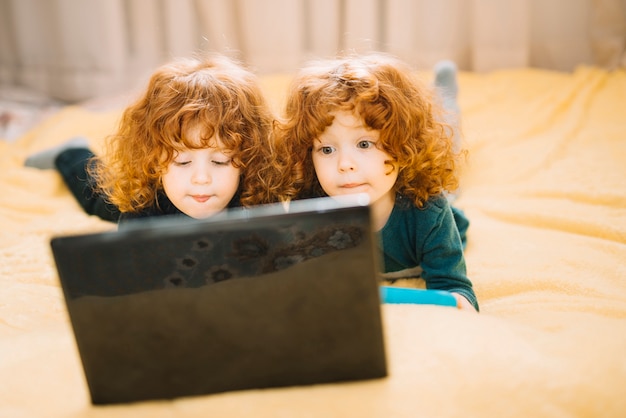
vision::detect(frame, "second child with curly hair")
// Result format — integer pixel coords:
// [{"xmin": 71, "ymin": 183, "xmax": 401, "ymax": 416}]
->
[
  {"xmin": 275, "ymin": 53, "xmax": 478, "ymax": 311},
  {"xmin": 26, "ymin": 54, "xmax": 281, "ymax": 226}
]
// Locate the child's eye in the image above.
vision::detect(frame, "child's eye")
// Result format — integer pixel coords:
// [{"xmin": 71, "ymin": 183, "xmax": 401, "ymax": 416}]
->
[
  {"xmin": 318, "ymin": 146, "xmax": 335, "ymax": 155},
  {"xmin": 173, "ymin": 160, "xmax": 191, "ymax": 166},
  {"xmin": 357, "ymin": 140, "xmax": 374, "ymax": 149},
  {"xmin": 212, "ymin": 159, "xmax": 231, "ymax": 166}
]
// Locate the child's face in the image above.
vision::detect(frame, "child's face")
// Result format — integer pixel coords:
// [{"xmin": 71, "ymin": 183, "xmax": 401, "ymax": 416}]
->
[
  {"xmin": 162, "ymin": 129, "xmax": 240, "ymax": 219},
  {"xmin": 311, "ymin": 110, "xmax": 398, "ymax": 209}
]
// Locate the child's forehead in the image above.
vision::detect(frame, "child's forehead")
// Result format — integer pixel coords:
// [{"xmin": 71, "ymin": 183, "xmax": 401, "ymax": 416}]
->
[
  {"xmin": 324, "ymin": 110, "xmax": 378, "ymax": 134},
  {"xmin": 181, "ymin": 124, "xmax": 223, "ymax": 147},
  {"xmin": 329, "ymin": 110, "xmax": 365, "ymax": 128},
  {"xmin": 315, "ymin": 110, "xmax": 377, "ymax": 142}
]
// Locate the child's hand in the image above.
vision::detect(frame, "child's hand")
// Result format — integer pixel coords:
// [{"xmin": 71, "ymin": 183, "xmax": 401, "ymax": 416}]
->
[{"xmin": 453, "ymin": 293, "xmax": 477, "ymax": 312}]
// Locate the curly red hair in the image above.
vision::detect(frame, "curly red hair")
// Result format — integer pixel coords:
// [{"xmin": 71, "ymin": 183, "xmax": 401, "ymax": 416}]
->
[
  {"xmin": 91, "ymin": 54, "xmax": 280, "ymax": 213},
  {"xmin": 275, "ymin": 53, "xmax": 463, "ymax": 207}
]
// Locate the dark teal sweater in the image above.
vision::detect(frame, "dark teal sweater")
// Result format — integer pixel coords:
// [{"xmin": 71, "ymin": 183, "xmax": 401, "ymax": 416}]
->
[{"xmin": 379, "ymin": 194, "xmax": 479, "ymax": 310}]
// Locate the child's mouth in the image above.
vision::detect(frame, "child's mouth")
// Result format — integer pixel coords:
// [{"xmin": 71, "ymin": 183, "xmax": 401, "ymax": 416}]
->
[
  {"xmin": 192, "ymin": 195, "xmax": 211, "ymax": 203},
  {"xmin": 341, "ymin": 183, "xmax": 364, "ymax": 189}
]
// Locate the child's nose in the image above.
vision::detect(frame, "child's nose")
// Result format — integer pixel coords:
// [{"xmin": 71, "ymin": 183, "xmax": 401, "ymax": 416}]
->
[
  {"xmin": 191, "ymin": 164, "xmax": 212, "ymax": 184},
  {"xmin": 337, "ymin": 152, "xmax": 356, "ymax": 172}
]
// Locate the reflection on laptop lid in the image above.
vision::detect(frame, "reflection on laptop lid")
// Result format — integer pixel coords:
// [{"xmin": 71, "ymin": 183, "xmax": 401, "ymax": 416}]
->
[{"xmin": 50, "ymin": 195, "xmax": 387, "ymax": 405}]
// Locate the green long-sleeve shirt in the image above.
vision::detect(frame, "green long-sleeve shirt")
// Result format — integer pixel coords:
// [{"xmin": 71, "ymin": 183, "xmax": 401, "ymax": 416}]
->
[{"xmin": 379, "ymin": 194, "xmax": 479, "ymax": 310}]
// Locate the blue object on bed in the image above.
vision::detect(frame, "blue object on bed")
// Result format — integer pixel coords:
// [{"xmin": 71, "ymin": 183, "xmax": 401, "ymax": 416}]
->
[{"xmin": 380, "ymin": 286, "xmax": 458, "ymax": 307}]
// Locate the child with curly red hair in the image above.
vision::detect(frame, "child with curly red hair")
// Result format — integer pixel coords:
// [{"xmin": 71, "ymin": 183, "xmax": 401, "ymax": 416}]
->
[
  {"xmin": 274, "ymin": 53, "xmax": 478, "ymax": 311},
  {"xmin": 27, "ymin": 54, "xmax": 281, "ymax": 225}
]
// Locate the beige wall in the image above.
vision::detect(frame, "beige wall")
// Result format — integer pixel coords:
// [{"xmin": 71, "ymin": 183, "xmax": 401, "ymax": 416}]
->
[{"xmin": 0, "ymin": 0, "xmax": 624, "ymax": 101}]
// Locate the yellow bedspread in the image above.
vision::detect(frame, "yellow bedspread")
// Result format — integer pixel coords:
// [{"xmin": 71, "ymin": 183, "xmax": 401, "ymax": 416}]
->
[{"xmin": 1, "ymin": 67, "xmax": 625, "ymax": 417}]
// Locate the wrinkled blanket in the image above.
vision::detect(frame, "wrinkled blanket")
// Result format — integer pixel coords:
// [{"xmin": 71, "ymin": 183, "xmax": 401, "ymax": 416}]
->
[{"xmin": 1, "ymin": 67, "xmax": 625, "ymax": 417}]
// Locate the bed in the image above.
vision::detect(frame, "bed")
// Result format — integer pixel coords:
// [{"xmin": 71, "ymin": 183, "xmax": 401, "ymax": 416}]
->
[{"xmin": 1, "ymin": 66, "xmax": 625, "ymax": 417}]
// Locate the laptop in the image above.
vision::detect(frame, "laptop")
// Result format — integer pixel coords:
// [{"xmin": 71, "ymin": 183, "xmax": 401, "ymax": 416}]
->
[{"xmin": 50, "ymin": 195, "xmax": 387, "ymax": 405}]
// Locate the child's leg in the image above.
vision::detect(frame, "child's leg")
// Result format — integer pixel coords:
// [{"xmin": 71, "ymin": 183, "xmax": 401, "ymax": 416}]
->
[
  {"xmin": 24, "ymin": 137, "xmax": 90, "ymax": 170},
  {"xmin": 434, "ymin": 60, "xmax": 462, "ymax": 202},
  {"xmin": 25, "ymin": 138, "xmax": 120, "ymax": 222},
  {"xmin": 433, "ymin": 60, "xmax": 461, "ymax": 154}
]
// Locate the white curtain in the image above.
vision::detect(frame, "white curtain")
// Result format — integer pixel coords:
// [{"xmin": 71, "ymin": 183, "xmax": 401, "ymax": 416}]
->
[{"xmin": 1, "ymin": 0, "xmax": 624, "ymax": 102}]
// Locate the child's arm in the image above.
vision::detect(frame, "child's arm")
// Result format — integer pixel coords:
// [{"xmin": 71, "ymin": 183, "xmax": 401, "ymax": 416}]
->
[{"xmin": 419, "ymin": 198, "xmax": 480, "ymax": 311}]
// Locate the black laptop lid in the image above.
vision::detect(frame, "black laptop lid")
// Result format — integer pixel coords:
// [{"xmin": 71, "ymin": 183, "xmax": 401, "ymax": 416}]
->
[{"xmin": 50, "ymin": 196, "xmax": 387, "ymax": 404}]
